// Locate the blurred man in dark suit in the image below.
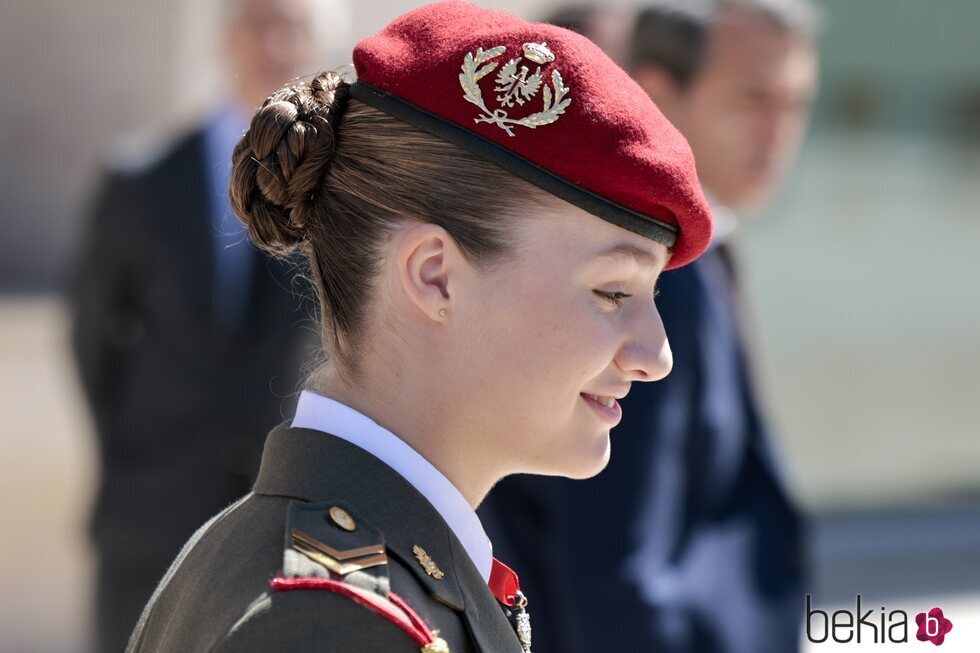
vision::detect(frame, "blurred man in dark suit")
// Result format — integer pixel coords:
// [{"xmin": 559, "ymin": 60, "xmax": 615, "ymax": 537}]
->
[
  {"xmin": 69, "ymin": 0, "xmax": 345, "ymax": 649},
  {"xmin": 480, "ymin": 1, "xmax": 819, "ymax": 651}
]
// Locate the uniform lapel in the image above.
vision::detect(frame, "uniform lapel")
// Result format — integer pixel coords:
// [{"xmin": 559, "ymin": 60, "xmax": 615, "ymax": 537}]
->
[
  {"xmin": 252, "ymin": 426, "xmax": 523, "ymax": 652},
  {"xmin": 450, "ymin": 537, "xmax": 527, "ymax": 653}
]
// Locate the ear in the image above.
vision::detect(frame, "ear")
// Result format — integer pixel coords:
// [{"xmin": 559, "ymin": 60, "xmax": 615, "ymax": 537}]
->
[
  {"xmin": 394, "ymin": 223, "xmax": 456, "ymax": 322},
  {"xmin": 632, "ymin": 63, "xmax": 682, "ymax": 111}
]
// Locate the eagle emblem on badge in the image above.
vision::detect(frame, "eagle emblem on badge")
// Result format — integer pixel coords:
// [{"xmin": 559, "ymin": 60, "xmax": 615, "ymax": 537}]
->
[{"xmin": 459, "ymin": 42, "xmax": 571, "ymax": 137}]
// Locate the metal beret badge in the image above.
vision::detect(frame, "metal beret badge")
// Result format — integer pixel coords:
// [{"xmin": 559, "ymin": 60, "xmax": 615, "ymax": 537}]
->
[{"xmin": 459, "ymin": 42, "xmax": 571, "ymax": 137}]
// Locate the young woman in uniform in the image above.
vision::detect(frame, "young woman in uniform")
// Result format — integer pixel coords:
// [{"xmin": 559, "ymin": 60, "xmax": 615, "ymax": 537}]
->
[{"xmin": 127, "ymin": 2, "xmax": 712, "ymax": 652}]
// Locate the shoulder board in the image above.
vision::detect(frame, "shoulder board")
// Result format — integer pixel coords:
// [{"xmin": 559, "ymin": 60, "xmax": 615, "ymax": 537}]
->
[
  {"xmin": 273, "ymin": 501, "xmax": 450, "ymax": 653},
  {"xmin": 281, "ymin": 500, "xmax": 388, "ymax": 593}
]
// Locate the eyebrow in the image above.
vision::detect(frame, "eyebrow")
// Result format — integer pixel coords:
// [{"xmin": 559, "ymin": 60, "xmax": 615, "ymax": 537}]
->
[{"xmin": 594, "ymin": 243, "xmax": 664, "ymax": 270}]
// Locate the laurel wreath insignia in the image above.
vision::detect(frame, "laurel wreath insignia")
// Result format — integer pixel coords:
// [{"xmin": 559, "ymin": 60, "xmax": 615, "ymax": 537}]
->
[{"xmin": 459, "ymin": 43, "xmax": 572, "ymax": 137}]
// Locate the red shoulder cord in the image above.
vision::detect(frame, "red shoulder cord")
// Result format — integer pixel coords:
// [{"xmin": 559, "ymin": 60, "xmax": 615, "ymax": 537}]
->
[
  {"xmin": 269, "ymin": 576, "xmax": 436, "ymax": 647},
  {"xmin": 271, "ymin": 560, "xmax": 524, "ymax": 642},
  {"xmin": 488, "ymin": 557, "xmax": 522, "ymax": 607}
]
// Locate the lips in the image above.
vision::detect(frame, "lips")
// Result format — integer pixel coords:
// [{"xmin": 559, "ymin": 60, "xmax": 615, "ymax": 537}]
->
[
  {"xmin": 580, "ymin": 392, "xmax": 624, "ymax": 426},
  {"xmin": 582, "ymin": 392, "xmax": 615, "ymax": 408}
]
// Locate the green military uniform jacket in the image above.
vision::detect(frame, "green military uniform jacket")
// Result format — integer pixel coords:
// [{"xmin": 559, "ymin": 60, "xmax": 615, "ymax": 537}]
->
[{"xmin": 127, "ymin": 426, "xmax": 526, "ymax": 653}]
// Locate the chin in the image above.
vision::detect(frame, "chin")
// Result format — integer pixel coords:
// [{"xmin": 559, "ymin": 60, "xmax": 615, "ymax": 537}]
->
[{"xmin": 547, "ymin": 430, "xmax": 612, "ymax": 480}]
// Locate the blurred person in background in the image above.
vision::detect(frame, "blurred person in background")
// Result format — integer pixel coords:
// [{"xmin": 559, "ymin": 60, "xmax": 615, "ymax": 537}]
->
[
  {"xmin": 69, "ymin": 0, "xmax": 342, "ymax": 649},
  {"xmin": 480, "ymin": 1, "xmax": 819, "ymax": 651},
  {"xmin": 541, "ymin": 4, "xmax": 634, "ymax": 66}
]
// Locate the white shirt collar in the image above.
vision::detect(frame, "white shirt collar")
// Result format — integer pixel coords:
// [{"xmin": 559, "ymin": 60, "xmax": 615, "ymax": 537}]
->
[{"xmin": 290, "ymin": 390, "xmax": 494, "ymax": 582}]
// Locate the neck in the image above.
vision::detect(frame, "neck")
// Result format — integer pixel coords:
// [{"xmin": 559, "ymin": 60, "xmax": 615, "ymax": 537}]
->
[{"xmin": 316, "ymin": 367, "xmax": 501, "ymax": 509}]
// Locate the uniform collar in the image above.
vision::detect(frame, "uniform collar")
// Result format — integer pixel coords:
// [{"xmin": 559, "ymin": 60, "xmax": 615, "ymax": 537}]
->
[
  {"xmin": 254, "ymin": 424, "xmax": 467, "ymax": 611},
  {"xmin": 252, "ymin": 424, "xmax": 525, "ymax": 651},
  {"xmin": 289, "ymin": 390, "xmax": 493, "ymax": 582}
]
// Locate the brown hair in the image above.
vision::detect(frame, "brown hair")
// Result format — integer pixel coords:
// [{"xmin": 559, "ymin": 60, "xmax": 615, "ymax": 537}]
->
[{"xmin": 230, "ymin": 71, "xmax": 550, "ymax": 375}]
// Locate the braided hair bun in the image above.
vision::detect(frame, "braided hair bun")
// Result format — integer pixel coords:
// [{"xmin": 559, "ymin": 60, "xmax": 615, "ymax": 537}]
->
[{"xmin": 230, "ymin": 71, "xmax": 350, "ymax": 254}]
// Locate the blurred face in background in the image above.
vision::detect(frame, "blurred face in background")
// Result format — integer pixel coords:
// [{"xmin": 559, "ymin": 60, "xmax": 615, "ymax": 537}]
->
[
  {"xmin": 637, "ymin": 8, "xmax": 818, "ymax": 211},
  {"xmin": 225, "ymin": 0, "xmax": 321, "ymax": 109}
]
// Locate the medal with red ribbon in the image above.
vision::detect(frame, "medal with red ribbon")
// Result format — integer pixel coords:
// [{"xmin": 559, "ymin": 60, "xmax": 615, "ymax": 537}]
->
[{"xmin": 489, "ymin": 558, "xmax": 532, "ymax": 652}]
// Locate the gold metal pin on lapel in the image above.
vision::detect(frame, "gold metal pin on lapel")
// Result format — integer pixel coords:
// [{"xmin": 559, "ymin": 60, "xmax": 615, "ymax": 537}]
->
[{"xmin": 412, "ymin": 545, "xmax": 445, "ymax": 580}]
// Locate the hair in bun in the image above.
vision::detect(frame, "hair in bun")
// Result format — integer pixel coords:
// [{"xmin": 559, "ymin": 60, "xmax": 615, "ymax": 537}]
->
[{"xmin": 230, "ymin": 71, "xmax": 349, "ymax": 254}]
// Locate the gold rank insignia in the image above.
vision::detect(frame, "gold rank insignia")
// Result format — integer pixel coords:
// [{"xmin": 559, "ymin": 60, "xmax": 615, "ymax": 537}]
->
[
  {"xmin": 291, "ymin": 528, "xmax": 388, "ymax": 576},
  {"xmin": 412, "ymin": 544, "xmax": 445, "ymax": 580},
  {"xmin": 459, "ymin": 41, "xmax": 571, "ymax": 137}
]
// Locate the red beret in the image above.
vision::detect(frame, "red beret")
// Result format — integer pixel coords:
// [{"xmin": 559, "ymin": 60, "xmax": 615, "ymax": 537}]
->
[{"xmin": 350, "ymin": 1, "xmax": 712, "ymax": 269}]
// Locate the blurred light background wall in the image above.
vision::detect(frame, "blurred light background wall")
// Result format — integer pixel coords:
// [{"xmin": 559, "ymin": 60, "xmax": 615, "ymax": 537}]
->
[{"xmin": 0, "ymin": 1, "xmax": 977, "ymax": 651}]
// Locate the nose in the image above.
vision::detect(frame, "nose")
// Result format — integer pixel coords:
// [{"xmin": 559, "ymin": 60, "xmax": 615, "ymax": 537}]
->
[{"xmin": 615, "ymin": 304, "xmax": 673, "ymax": 382}]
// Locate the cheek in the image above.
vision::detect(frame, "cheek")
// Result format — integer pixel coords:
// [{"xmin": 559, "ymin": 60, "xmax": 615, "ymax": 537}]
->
[
  {"xmin": 460, "ymin": 260, "xmax": 622, "ymax": 430},
  {"xmin": 494, "ymin": 289, "xmax": 614, "ymax": 402}
]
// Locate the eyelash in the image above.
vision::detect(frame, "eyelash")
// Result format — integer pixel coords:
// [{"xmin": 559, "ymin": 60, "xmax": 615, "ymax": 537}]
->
[
  {"xmin": 594, "ymin": 290, "xmax": 633, "ymax": 307},
  {"xmin": 593, "ymin": 287, "xmax": 660, "ymax": 307}
]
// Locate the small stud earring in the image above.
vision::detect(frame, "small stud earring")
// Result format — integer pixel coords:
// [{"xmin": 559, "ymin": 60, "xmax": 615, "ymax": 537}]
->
[{"xmin": 439, "ymin": 308, "xmax": 448, "ymax": 317}]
